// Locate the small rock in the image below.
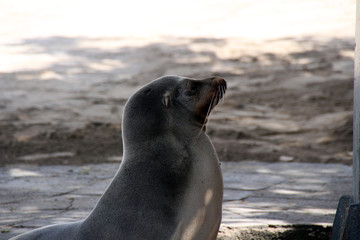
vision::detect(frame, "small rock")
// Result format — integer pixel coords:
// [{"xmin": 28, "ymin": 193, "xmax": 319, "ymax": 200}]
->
[
  {"xmin": 279, "ymin": 155, "xmax": 294, "ymax": 162},
  {"xmin": 107, "ymin": 156, "xmax": 122, "ymax": 162}
]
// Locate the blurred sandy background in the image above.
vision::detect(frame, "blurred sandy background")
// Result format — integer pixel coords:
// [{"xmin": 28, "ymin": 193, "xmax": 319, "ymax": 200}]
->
[{"xmin": 0, "ymin": 0, "xmax": 356, "ymax": 166}]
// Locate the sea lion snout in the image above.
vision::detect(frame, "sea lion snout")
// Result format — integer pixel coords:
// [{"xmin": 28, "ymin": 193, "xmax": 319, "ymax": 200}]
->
[
  {"xmin": 199, "ymin": 76, "xmax": 227, "ymax": 102},
  {"xmin": 205, "ymin": 76, "xmax": 226, "ymax": 86},
  {"xmin": 210, "ymin": 76, "xmax": 227, "ymax": 102},
  {"xmin": 194, "ymin": 76, "xmax": 227, "ymax": 120}
]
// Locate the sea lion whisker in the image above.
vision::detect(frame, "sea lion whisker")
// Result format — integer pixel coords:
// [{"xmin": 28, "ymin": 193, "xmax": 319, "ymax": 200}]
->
[
  {"xmin": 221, "ymin": 84, "xmax": 226, "ymax": 102},
  {"xmin": 214, "ymin": 90, "xmax": 220, "ymax": 106},
  {"xmin": 204, "ymin": 94, "xmax": 216, "ymax": 121},
  {"xmin": 217, "ymin": 85, "xmax": 223, "ymax": 100},
  {"xmin": 218, "ymin": 85, "xmax": 226, "ymax": 104},
  {"xmin": 194, "ymin": 93, "xmax": 216, "ymax": 143},
  {"xmin": 218, "ymin": 85, "xmax": 224, "ymax": 104},
  {"xmin": 220, "ymin": 95, "xmax": 225, "ymax": 104}
]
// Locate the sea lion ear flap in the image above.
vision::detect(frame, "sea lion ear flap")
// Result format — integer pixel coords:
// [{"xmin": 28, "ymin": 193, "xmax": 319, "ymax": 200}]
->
[{"xmin": 162, "ymin": 92, "xmax": 171, "ymax": 108}]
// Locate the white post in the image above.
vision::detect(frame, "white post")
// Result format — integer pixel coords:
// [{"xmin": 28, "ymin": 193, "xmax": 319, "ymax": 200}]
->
[{"xmin": 354, "ymin": 0, "xmax": 360, "ymax": 203}]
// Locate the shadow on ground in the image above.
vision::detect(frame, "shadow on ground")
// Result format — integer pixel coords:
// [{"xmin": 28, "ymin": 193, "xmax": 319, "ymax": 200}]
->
[
  {"xmin": 0, "ymin": 36, "xmax": 354, "ymax": 166},
  {"xmin": 219, "ymin": 225, "xmax": 332, "ymax": 240}
]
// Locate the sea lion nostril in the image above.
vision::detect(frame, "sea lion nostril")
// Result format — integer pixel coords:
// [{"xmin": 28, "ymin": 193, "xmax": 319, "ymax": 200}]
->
[
  {"xmin": 211, "ymin": 76, "xmax": 224, "ymax": 81},
  {"xmin": 210, "ymin": 76, "xmax": 225, "ymax": 86},
  {"xmin": 212, "ymin": 77, "xmax": 226, "ymax": 89}
]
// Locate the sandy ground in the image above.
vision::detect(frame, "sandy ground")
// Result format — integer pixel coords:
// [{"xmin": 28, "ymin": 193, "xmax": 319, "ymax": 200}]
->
[
  {"xmin": 0, "ymin": 0, "xmax": 355, "ymax": 166},
  {"xmin": 0, "ymin": 35, "xmax": 355, "ymax": 166}
]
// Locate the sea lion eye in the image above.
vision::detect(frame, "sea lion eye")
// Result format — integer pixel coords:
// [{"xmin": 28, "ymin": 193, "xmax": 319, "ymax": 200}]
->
[{"xmin": 185, "ymin": 82, "xmax": 199, "ymax": 96}]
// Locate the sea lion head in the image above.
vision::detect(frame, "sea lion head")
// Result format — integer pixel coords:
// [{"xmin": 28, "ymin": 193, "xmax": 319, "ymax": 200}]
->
[
  {"xmin": 173, "ymin": 76, "xmax": 227, "ymax": 126},
  {"xmin": 122, "ymin": 76, "xmax": 226, "ymax": 144}
]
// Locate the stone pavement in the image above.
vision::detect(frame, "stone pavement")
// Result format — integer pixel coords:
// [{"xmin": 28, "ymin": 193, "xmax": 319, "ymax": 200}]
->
[{"xmin": 0, "ymin": 161, "xmax": 352, "ymax": 239}]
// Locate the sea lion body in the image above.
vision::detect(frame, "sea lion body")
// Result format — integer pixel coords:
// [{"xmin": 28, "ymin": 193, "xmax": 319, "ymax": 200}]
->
[{"xmin": 11, "ymin": 76, "xmax": 226, "ymax": 240}]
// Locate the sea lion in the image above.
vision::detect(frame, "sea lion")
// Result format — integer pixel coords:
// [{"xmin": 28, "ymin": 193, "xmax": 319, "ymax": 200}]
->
[{"xmin": 11, "ymin": 75, "xmax": 226, "ymax": 240}]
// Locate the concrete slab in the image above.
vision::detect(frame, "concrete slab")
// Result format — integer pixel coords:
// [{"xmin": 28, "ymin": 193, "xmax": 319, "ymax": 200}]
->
[{"xmin": 0, "ymin": 161, "xmax": 352, "ymax": 239}]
